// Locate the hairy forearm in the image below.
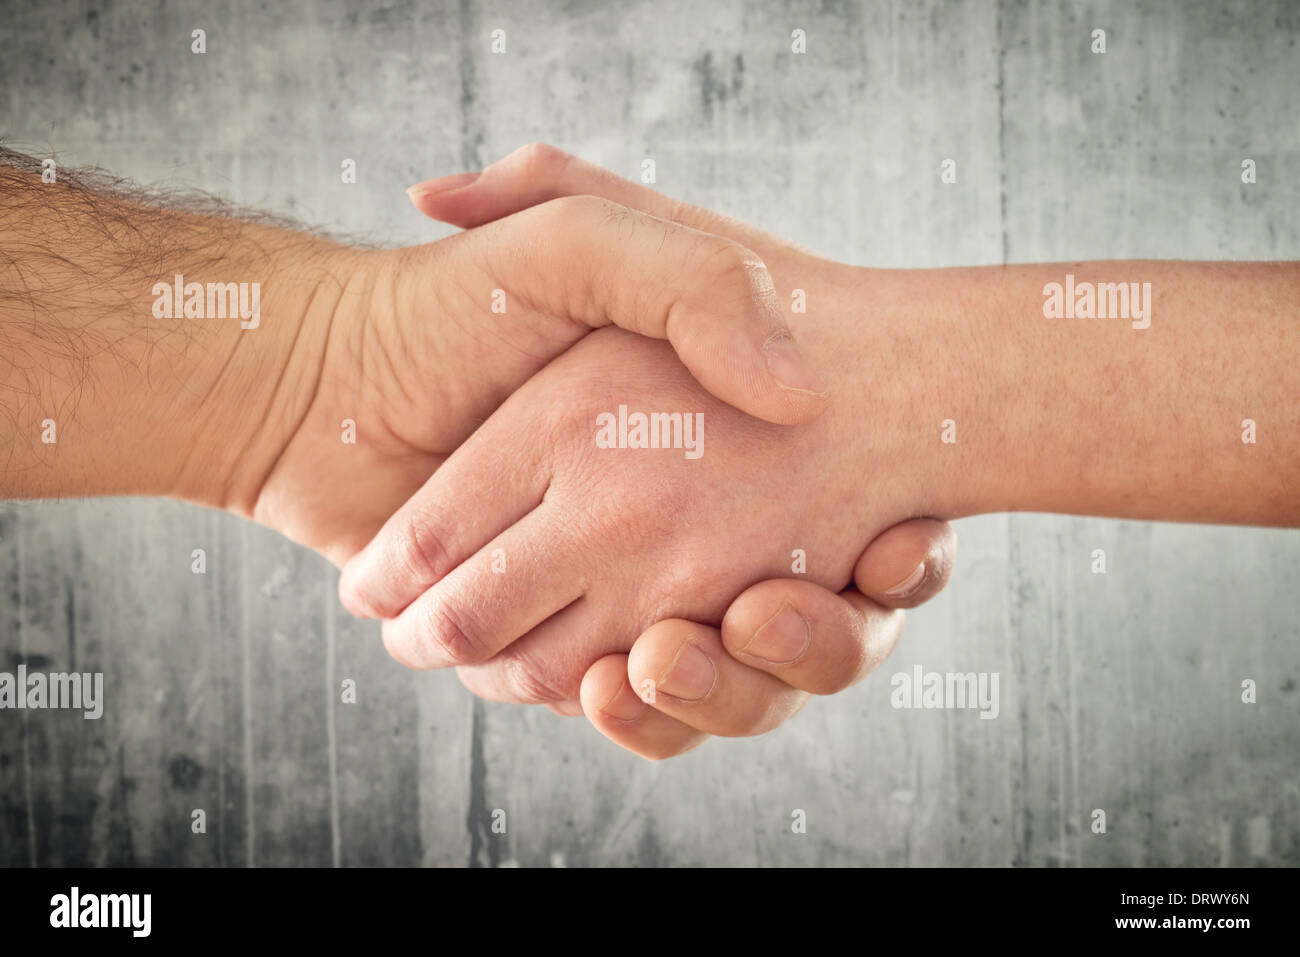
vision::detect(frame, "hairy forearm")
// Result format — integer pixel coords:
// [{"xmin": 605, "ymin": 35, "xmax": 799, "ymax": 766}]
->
[
  {"xmin": 857, "ymin": 261, "xmax": 1300, "ymax": 526},
  {"xmin": 0, "ymin": 151, "xmax": 352, "ymax": 509}
]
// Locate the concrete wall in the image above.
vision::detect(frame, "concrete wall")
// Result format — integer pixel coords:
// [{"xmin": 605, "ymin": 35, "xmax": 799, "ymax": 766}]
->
[{"xmin": 1, "ymin": 0, "xmax": 1296, "ymax": 866}]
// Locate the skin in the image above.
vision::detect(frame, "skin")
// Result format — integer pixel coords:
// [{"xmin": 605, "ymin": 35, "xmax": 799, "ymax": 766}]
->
[
  {"xmin": 0, "ymin": 147, "xmax": 949, "ymax": 761},
  {"xmin": 0, "ymin": 155, "xmax": 827, "ymax": 553},
  {"xmin": 405, "ymin": 146, "xmax": 962, "ymax": 756},
  {"xmin": 246, "ymin": 194, "xmax": 836, "ymax": 567},
  {"xmin": 343, "ymin": 145, "xmax": 1300, "ymax": 760}
]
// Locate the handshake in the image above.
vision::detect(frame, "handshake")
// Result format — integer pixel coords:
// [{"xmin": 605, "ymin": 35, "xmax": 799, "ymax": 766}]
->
[{"xmin": 3, "ymin": 143, "xmax": 1295, "ymax": 760}]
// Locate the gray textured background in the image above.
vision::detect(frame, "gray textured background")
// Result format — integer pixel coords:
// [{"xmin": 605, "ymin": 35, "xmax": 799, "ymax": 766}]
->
[{"xmin": 2, "ymin": 0, "xmax": 1298, "ymax": 867}]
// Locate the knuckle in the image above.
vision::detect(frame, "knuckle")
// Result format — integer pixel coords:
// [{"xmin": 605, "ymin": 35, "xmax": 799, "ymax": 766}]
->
[
  {"xmin": 421, "ymin": 601, "xmax": 489, "ymax": 666},
  {"xmin": 498, "ymin": 652, "xmax": 577, "ymax": 705},
  {"xmin": 643, "ymin": 564, "xmax": 725, "ymax": 626},
  {"xmin": 697, "ymin": 238, "xmax": 767, "ymax": 291},
  {"xmin": 514, "ymin": 142, "xmax": 571, "ymax": 178},
  {"xmin": 397, "ymin": 514, "xmax": 452, "ymax": 585}
]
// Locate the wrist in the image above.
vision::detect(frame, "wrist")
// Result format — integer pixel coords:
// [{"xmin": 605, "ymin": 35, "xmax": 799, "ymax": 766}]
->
[
  {"xmin": 839, "ymin": 263, "xmax": 1141, "ymax": 523},
  {"xmin": 812, "ymin": 263, "xmax": 1013, "ymax": 524},
  {"xmin": 165, "ymin": 236, "xmax": 372, "ymax": 514},
  {"xmin": 0, "ymin": 165, "xmax": 363, "ymax": 506},
  {"xmin": 808, "ymin": 260, "xmax": 1300, "ymax": 528}
]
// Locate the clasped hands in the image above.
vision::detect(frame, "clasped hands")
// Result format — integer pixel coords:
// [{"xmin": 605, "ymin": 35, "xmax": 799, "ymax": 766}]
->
[
  {"xmin": 261, "ymin": 144, "xmax": 957, "ymax": 760},
  {"xmin": 5, "ymin": 142, "xmax": 1293, "ymax": 759}
]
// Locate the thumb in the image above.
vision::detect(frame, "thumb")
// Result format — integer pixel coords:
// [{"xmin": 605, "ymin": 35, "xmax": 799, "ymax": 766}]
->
[
  {"xmin": 853, "ymin": 518, "xmax": 958, "ymax": 609},
  {"xmin": 463, "ymin": 193, "xmax": 828, "ymax": 425}
]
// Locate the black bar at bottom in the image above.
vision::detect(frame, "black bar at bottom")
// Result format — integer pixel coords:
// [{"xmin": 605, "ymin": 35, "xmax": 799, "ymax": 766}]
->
[{"xmin": 0, "ymin": 865, "xmax": 1274, "ymax": 944}]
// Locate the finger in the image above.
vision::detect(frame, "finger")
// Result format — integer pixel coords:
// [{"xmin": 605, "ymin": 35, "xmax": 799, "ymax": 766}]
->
[
  {"xmin": 720, "ymin": 579, "xmax": 904, "ymax": 695},
  {"xmin": 338, "ymin": 406, "xmax": 549, "ymax": 620},
  {"xmin": 625, "ymin": 619, "xmax": 809, "ymax": 737},
  {"xmin": 853, "ymin": 517, "xmax": 958, "ymax": 609},
  {"xmin": 408, "ymin": 142, "xmax": 791, "ymax": 263},
  {"xmin": 380, "ymin": 506, "xmax": 584, "ymax": 670},
  {"xmin": 458, "ymin": 193, "xmax": 826, "ymax": 425},
  {"xmin": 454, "ymin": 600, "xmax": 602, "ymax": 706},
  {"xmin": 580, "ymin": 655, "xmax": 709, "ymax": 761}
]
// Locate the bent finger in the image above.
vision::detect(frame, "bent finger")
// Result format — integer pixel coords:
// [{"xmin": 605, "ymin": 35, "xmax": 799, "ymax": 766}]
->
[
  {"xmin": 853, "ymin": 517, "xmax": 957, "ymax": 610},
  {"xmin": 580, "ymin": 655, "xmax": 709, "ymax": 761},
  {"xmin": 721, "ymin": 579, "xmax": 904, "ymax": 695}
]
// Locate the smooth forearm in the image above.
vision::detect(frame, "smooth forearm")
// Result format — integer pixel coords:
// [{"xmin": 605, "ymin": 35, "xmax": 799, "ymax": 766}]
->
[{"xmin": 852, "ymin": 261, "xmax": 1299, "ymax": 526}]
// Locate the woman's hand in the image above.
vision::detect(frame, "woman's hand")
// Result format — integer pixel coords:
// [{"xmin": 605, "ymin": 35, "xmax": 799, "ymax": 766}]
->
[
  {"xmin": 401, "ymin": 144, "xmax": 959, "ymax": 756},
  {"xmin": 579, "ymin": 518, "xmax": 957, "ymax": 759},
  {"xmin": 339, "ymin": 298, "xmax": 953, "ymax": 710}
]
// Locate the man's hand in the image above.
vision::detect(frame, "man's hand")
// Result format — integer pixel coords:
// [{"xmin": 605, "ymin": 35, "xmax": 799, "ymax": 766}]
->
[
  {"xmin": 0, "ymin": 151, "xmax": 832, "ymax": 571},
  {"xmin": 400, "ymin": 144, "xmax": 959, "ymax": 755},
  {"xmin": 263, "ymin": 194, "xmax": 835, "ymax": 567}
]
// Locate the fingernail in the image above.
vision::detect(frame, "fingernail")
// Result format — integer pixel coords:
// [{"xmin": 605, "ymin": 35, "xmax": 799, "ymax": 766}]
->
[
  {"xmin": 406, "ymin": 171, "xmax": 482, "ymax": 198},
  {"xmin": 742, "ymin": 601, "xmax": 812, "ymax": 664},
  {"xmin": 763, "ymin": 333, "xmax": 827, "ymax": 394},
  {"xmin": 656, "ymin": 639, "xmax": 716, "ymax": 701},
  {"xmin": 598, "ymin": 681, "xmax": 647, "ymax": 721},
  {"xmin": 884, "ymin": 562, "xmax": 927, "ymax": 598}
]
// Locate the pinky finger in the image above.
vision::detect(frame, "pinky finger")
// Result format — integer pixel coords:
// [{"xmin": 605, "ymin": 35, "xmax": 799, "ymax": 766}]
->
[{"xmin": 579, "ymin": 655, "xmax": 708, "ymax": 761}]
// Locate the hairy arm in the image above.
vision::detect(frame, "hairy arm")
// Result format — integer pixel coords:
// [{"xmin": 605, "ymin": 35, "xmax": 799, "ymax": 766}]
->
[
  {"xmin": 0, "ymin": 148, "xmax": 357, "ymax": 509},
  {"xmin": 0, "ymin": 148, "xmax": 830, "ymax": 566}
]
